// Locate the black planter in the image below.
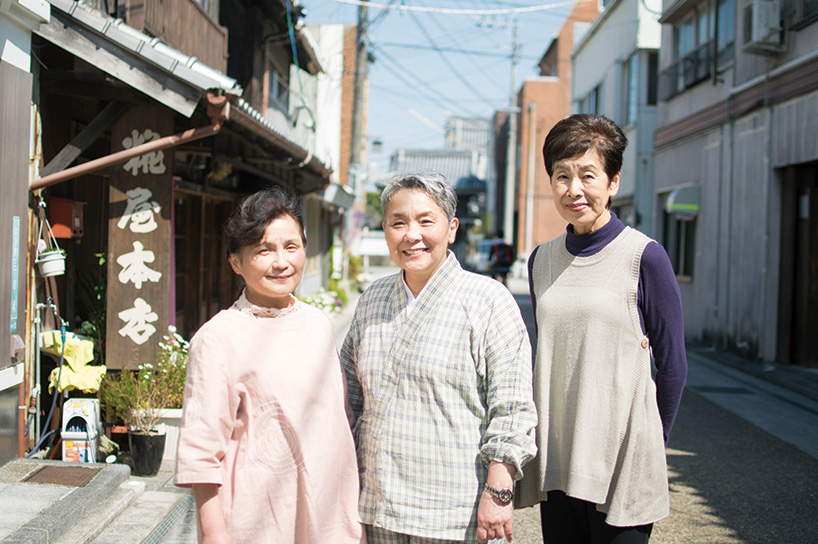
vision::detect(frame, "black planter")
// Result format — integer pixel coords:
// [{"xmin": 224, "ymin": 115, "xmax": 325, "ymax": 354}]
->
[{"xmin": 128, "ymin": 430, "xmax": 166, "ymax": 476}]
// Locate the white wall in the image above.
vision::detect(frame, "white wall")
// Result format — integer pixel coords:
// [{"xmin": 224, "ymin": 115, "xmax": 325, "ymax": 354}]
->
[
  {"xmin": 0, "ymin": 16, "xmax": 32, "ymax": 72},
  {"xmin": 305, "ymin": 24, "xmax": 345, "ymax": 184}
]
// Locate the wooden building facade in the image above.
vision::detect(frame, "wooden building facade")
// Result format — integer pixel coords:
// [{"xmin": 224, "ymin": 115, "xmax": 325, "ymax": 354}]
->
[{"xmin": 0, "ymin": 0, "xmax": 348, "ymax": 460}]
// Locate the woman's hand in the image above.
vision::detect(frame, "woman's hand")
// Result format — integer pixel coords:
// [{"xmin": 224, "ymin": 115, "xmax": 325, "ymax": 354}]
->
[
  {"xmin": 193, "ymin": 484, "xmax": 232, "ymax": 544},
  {"xmin": 477, "ymin": 492, "xmax": 514, "ymax": 543},
  {"xmin": 477, "ymin": 461, "xmax": 516, "ymax": 543}
]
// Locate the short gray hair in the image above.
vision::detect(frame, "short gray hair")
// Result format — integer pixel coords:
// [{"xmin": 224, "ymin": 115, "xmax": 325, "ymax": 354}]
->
[{"xmin": 380, "ymin": 170, "xmax": 457, "ymax": 222}]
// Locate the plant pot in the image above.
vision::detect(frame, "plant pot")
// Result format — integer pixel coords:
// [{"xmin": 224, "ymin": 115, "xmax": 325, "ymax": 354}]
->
[
  {"xmin": 37, "ymin": 251, "xmax": 66, "ymax": 277},
  {"xmin": 155, "ymin": 408, "xmax": 183, "ymax": 460},
  {"xmin": 128, "ymin": 429, "xmax": 166, "ymax": 476}
]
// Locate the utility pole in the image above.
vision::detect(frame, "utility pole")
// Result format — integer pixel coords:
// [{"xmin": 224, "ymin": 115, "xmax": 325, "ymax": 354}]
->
[
  {"xmin": 502, "ymin": 19, "xmax": 519, "ymax": 248},
  {"xmin": 344, "ymin": 2, "xmax": 368, "ymax": 281},
  {"xmin": 525, "ymin": 101, "xmax": 536, "ymax": 254},
  {"xmin": 349, "ymin": 1, "xmax": 368, "ymax": 198}
]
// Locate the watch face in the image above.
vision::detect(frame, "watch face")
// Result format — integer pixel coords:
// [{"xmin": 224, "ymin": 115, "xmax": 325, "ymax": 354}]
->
[{"xmin": 498, "ymin": 489, "xmax": 513, "ymax": 503}]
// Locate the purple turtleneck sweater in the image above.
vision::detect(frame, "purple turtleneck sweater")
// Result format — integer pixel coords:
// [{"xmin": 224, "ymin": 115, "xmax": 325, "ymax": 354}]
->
[{"xmin": 528, "ymin": 213, "xmax": 687, "ymax": 444}]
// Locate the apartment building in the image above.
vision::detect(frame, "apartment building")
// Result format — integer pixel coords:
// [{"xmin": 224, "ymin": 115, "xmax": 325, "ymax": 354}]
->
[{"xmin": 656, "ymin": 0, "xmax": 818, "ymax": 366}]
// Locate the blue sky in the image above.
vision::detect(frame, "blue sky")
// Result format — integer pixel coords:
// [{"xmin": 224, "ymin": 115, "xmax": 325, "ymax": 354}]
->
[{"xmin": 301, "ymin": 1, "xmax": 575, "ymax": 178}]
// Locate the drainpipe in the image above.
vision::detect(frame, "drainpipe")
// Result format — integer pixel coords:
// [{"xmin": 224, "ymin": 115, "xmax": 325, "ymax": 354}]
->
[
  {"xmin": 525, "ymin": 101, "xmax": 536, "ymax": 254},
  {"xmin": 30, "ymin": 92, "xmax": 230, "ymax": 191},
  {"xmin": 18, "ymin": 376, "xmax": 26, "ymax": 458}
]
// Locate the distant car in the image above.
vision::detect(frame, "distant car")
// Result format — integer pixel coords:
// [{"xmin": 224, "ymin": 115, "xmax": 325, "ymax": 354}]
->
[{"xmin": 468, "ymin": 239, "xmax": 504, "ymax": 275}]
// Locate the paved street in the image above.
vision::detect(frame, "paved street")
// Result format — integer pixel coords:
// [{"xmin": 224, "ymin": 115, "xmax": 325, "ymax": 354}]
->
[
  {"xmin": 506, "ymin": 277, "xmax": 818, "ymax": 544},
  {"xmin": 60, "ymin": 272, "xmax": 818, "ymax": 543}
]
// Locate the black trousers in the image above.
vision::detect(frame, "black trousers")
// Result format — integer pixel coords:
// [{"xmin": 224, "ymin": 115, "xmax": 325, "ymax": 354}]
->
[{"xmin": 540, "ymin": 491, "xmax": 653, "ymax": 544}]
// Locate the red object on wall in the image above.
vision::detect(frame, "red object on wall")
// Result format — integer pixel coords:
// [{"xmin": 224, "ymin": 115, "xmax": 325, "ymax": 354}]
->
[{"xmin": 48, "ymin": 197, "xmax": 85, "ymax": 238}]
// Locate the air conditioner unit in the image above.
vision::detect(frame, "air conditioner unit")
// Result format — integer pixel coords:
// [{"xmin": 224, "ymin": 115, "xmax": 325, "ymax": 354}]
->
[
  {"xmin": 742, "ymin": 0, "xmax": 785, "ymax": 54},
  {"xmin": 0, "ymin": 0, "xmax": 50, "ymax": 30}
]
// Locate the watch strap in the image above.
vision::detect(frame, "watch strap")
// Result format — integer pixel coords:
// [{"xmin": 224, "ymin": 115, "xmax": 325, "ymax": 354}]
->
[{"xmin": 484, "ymin": 482, "xmax": 514, "ymax": 504}]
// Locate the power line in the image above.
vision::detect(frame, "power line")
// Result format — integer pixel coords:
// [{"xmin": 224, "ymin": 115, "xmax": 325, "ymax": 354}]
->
[
  {"xmin": 368, "ymin": 0, "xmax": 399, "ymax": 31},
  {"xmin": 406, "ymin": 10, "xmax": 497, "ymax": 108},
  {"xmin": 378, "ymin": 41, "xmax": 541, "ymax": 59},
  {"xmin": 326, "ymin": 0, "xmax": 576, "ymax": 16},
  {"xmin": 370, "ymin": 44, "xmax": 483, "ymax": 116},
  {"xmin": 417, "ymin": 1, "xmax": 509, "ymax": 95}
]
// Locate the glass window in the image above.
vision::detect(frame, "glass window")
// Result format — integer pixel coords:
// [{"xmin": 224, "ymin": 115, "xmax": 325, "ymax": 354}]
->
[
  {"xmin": 647, "ymin": 52, "xmax": 658, "ymax": 105},
  {"xmin": 267, "ymin": 70, "xmax": 290, "ymax": 112},
  {"xmin": 589, "ymin": 85, "xmax": 600, "ymax": 115},
  {"xmin": 697, "ymin": 3, "xmax": 711, "ymax": 45},
  {"xmin": 804, "ymin": 0, "xmax": 818, "ymax": 19},
  {"xmin": 676, "ymin": 17, "xmax": 695, "ymax": 57},
  {"xmin": 664, "ymin": 212, "xmax": 696, "ymax": 279},
  {"xmin": 580, "ymin": 87, "xmax": 600, "ymax": 114},
  {"xmin": 716, "ymin": 0, "xmax": 735, "ymax": 67}
]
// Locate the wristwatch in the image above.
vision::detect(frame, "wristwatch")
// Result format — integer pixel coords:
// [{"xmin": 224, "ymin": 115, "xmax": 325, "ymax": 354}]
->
[{"xmin": 483, "ymin": 483, "xmax": 514, "ymax": 505}]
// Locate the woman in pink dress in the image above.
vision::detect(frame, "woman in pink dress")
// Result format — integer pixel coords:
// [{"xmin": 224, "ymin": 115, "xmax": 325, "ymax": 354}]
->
[{"xmin": 175, "ymin": 187, "xmax": 365, "ymax": 544}]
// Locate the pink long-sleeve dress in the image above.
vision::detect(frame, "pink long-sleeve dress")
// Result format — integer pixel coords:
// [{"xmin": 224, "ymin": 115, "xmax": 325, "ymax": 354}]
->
[{"xmin": 175, "ymin": 293, "xmax": 365, "ymax": 544}]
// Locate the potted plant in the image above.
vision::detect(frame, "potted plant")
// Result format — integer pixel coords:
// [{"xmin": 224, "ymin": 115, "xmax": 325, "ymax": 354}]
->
[{"xmin": 100, "ymin": 326, "xmax": 188, "ymax": 476}]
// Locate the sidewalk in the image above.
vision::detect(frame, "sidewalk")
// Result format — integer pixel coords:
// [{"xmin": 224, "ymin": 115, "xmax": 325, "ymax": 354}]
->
[{"xmin": 507, "ymin": 274, "xmax": 818, "ymax": 406}]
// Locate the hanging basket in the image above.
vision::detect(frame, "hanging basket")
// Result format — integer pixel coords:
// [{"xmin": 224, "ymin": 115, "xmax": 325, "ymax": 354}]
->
[
  {"xmin": 36, "ymin": 250, "xmax": 66, "ymax": 277},
  {"xmin": 36, "ymin": 204, "xmax": 66, "ymax": 277}
]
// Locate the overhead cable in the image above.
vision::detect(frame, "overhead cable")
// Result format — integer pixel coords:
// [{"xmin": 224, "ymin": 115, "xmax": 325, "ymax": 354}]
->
[
  {"xmin": 326, "ymin": 0, "xmax": 576, "ymax": 15},
  {"xmin": 407, "ymin": 10, "xmax": 496, "ymax": 108},
  {"xmin": 417, "ymin": 0, "xmax": 509, "ymax": 95},
  {"xmin": 379, "ymin": 42, "xmax": 539, "ymax": 60},
  {"xmin": 371, "ymin": 44, "xmax": 482, "ymax": 116}
]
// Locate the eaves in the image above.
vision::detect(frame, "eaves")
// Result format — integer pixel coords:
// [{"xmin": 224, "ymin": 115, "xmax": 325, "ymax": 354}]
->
[
  {"xmin": 36, "ymin": 0, "xmax": 329, "ymax": 184},
  {"xmin": 38, "ymin": 0, "xmax": 240, "ymax": 117}
]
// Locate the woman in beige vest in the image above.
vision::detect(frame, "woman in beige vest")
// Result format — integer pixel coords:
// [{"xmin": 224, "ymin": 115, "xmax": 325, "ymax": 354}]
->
[{"xmin": 517, "ymin": 114, "xmax": 687, "ymax": 544}]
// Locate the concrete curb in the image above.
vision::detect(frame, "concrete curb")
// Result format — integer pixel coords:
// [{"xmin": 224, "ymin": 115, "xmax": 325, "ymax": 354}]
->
[
  {"xmin": 687, "ymin": 342, "xmax": 818, "ymax": 404},
  {"xmin": 1, "ymin": 460, "xmax": 130, "ymax": 544},
  {"xmin": 53, "ymin": 479, "xmax": 145, "ymax": 544}
]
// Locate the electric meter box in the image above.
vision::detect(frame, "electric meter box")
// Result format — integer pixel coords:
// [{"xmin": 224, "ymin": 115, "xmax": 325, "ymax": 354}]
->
[{"xmin": 61, "ymin": 398, "xmax": 101, "ymax": 463}]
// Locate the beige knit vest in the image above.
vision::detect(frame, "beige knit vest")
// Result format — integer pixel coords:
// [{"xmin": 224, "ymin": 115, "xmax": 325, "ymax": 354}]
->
[{"xmin": 517, "ymin": 227, "xmax": 670, "ymax": 527}]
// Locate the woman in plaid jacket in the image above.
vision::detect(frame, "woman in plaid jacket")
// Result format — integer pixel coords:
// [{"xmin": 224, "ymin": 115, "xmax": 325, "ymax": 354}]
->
[{"xmin": 341, "ymin": 171, "xmax": 537, "ymax": 544}]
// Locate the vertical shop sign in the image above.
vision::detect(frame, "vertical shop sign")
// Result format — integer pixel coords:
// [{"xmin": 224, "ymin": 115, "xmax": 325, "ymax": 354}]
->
[{"xmin": 107, "ymin": 105, "xmax": 172, "ymax": 370}]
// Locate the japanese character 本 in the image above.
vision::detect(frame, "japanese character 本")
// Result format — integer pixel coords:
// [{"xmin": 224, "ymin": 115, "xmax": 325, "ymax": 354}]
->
[
  {"xmin": 117, "ymin": 187, "xmax": 160, "ymax": 233},
  {"xmin": 121, "ymin": 128, "xmax": 166, "ymax": 176},
  {"xmin": 117, "ymin": 298, "xmax": 159, "ymax": 345},
  {"xmin": 117, "ymin": 241, "xmax": 162, "ymax": 289}
]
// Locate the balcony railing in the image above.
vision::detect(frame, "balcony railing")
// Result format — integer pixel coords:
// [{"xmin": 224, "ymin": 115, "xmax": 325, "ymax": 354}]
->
[
  {"xmin": 659, "ymin": 40, "xmax": 714, "ymax": 101},
  {"xmin": 126, "ymin": 0, "xmax": 228, "ymax": 73}
]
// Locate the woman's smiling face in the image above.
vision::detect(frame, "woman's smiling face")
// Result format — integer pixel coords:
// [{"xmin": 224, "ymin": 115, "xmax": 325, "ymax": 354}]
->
[
  {"xmin": 228, "ymin": 215, "xmax": 306, "ymax": 309},
  {"xmin": 383, "ymin": 188, "xmax": 458, "ymax": 294},
  {"xmin": 550, "ymin": 148, "xmax": 620, "ymax": 235}
]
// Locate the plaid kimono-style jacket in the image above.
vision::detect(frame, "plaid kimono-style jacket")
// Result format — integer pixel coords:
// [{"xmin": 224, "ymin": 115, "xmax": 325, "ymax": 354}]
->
[{"xmin": 341, "ymin": 253, "xmax": 537, "ymax": 541}]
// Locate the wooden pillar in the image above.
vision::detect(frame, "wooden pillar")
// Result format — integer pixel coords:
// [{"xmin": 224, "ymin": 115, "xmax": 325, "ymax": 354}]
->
[{"xmin": 106, "ymin": 105, "xmax": 173, "ymax": 370}]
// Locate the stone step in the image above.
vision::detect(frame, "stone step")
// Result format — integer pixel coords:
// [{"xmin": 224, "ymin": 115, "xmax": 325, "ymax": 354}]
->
[
  {"xmin": 54, "ymin": 480, "xmax": 145, "ymax": 544},
  {"xmin": 86, "ymin": 489, "xmax": 190, "ymax": 544},
  {"xmin": 0, "ymin": 459, "xmax": 130, "ymax": 544}
]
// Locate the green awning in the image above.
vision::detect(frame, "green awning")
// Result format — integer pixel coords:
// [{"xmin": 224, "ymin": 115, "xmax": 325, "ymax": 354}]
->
[{"xmin": 665, "ymin": 186, "xmax": 700, "ymax": 216}]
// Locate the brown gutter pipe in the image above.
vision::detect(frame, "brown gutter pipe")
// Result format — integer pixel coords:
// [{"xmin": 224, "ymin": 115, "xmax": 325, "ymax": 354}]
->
[
  {"xmin": 17, "ymin": 377, "xmax": 26, "ymax": 458},
  {"xmin": 30, "ymin": 92, "xmax": 230, "ymax": 191}
]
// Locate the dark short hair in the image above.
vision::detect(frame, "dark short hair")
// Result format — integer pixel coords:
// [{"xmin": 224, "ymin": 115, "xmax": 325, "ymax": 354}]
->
[
  {"xmin": 224, "ymin": 186, "xmax": 305, "ymax": 257},
  {"xmin": 542, "ymin": 114, "xmax": 627, "ymax": 181}
]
